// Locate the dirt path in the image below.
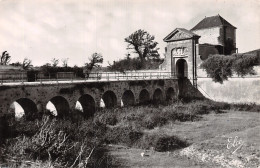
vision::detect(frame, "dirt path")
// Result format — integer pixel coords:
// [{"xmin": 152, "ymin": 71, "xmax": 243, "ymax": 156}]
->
[{"xmin": 105, "ymin": 110, "xmax": 260, "ymax": 167}]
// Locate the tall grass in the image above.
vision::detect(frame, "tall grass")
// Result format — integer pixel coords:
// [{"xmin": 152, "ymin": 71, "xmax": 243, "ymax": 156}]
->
[{"xmin": 1, "ymin": 99, "xmax": 259, "ymax": 167}]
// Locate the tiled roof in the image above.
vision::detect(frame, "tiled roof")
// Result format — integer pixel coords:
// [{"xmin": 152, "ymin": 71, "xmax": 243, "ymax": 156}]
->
[{"xmin": 191, "ymin": 15, "xmax": 236, "ymax": 31}]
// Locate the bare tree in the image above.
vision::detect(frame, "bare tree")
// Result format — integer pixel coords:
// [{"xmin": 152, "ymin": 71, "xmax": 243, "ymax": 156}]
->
[
  {"xmin": 84, "ymin": 53, "xmax": 103, "ymax": 78},
  {"xmin": 62, "ymin": 58, "xmax": 69, "ymax": 67},
  {"xmin": 125, "ymin": 29, "xmax": 160, "ymax": 68},
  {"xmin": 1, "ymin": 51, "xmax": 11, "ymax": 65},
  {"xmin": 51, "ymin": 58, "xmax": 59, "ymax": 67}
]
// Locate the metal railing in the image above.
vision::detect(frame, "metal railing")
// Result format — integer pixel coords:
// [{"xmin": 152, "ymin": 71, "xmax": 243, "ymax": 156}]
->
[
  {"xmin": 0, "ymin": 71, "xmax": 176, "ymax": 85},
  {"xmin": 87, "ymin": 71, "xmax": 175, "ymax": 81}
]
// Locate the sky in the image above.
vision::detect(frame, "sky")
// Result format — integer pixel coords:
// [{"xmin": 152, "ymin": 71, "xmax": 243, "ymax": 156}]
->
[{"xmin": 0, "ymin": 0, "xmax": 259, "ymax": 67}]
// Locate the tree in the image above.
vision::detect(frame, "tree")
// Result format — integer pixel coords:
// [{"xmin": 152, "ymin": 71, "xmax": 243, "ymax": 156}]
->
[
  {"xmin": 22, "ymin": 58, "xmax": 33, "ymax": 70},
  {"xmin": 62, "ymin": 58, "xmax": 69, "ymax": 67},
  {"xmin": 200, "ymin": 53, "xmax": 259, "ymax": 83},
  {"xmin": 10, "ymin": 58, "xmax": 33, "ymax": 70},
  {"xmin": 125, "ymin": 29, "xmax": 160, "ymax": 68},
  {"xmin": 1, "ymin": 51, "xmax": 11, "ymax": 65},
  {"xmin": 84, "ymin": 53, "xmax": 103, "ymax": 78},
  {"xmin": 51, "ymin": 58, "xmax": 59, "ymax": 67}
]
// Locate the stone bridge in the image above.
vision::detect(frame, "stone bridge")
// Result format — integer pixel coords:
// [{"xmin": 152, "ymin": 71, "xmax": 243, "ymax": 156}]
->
[
  {"xmin": 0, "ymin": 78, "xmax": 203, "ymax": 119},
  {"xmin": 0, "ymin": 27, "xmax": 207, "ymax": 119}
]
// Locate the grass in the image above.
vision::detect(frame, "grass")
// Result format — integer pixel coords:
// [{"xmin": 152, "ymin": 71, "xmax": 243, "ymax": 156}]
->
[{"xmin": 0, "ymin": 99, "xmax": 259, "ymax": 167}]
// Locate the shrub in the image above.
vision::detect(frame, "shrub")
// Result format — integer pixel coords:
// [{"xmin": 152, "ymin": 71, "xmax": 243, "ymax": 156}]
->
[
  {"xmin": 96, "ymin": 112, "xmax": 118, "ymax": 126},
  {"xmin": 142, "ymin": 113, "xmax": 167, "ymax": 129},
  {"xmin": 104, "ymin": 126, "xmax": 143, "ymax": 146},
  {"xmin": 155, "ymin": 135, "xmax": 189, "ymax": 152},
  {"xmin": 134, "ymin": 133, "xmax": 189, "ymax": 152}
]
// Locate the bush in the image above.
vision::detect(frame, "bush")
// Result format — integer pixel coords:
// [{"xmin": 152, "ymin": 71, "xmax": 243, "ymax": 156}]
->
[
  {"xmin": 155, "ymin": 135, "xmax": 189, "ymax": 152},
  {"xmin": 201, "ymin": 53, "xmax": 259, "ymax": 83},
  {"xmin": 104, "ymin": 126, "xmax": 143, "ymax": 146},
  {"xmin": 134, "ymin": 133, "xmax": 189, "ymax": 152},
  {"xmin": 142, "ymin": 113, "xmax": 167, "ymax": 129}
]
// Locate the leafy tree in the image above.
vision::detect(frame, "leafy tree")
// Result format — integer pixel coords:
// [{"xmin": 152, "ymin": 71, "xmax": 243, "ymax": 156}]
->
[
  {"xmin": 51, "ymin": 58, "xmax": 59, "ymax": 67},
  {"xmin": 125, "ymin": 29, "xmax": 160, "ymax": 68},
  {"xmin": 201, "ymin": 53, "xmax": 259, "ymax": 83},
  {"xmin": 1, "ymin": 51, "xmax": 11, "ymax": 65},
  {"xmin": 84, "ymin": 53, "xmax": 103, "ymax": 78},
  {"xmin": 22, "ymin": 58, "xmax": 33, "ymax": 70}
]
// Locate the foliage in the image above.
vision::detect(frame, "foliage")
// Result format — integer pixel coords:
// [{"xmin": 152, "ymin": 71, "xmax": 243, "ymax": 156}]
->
[
  {"xmin": 125, "ymin": 29, "xmax": 160, "ymax": 68},
  {"xmin": 108, "ymin": 56, "xmax": 163, "ymax": 72},
  {"xmin": 1, "ymin": 100, "xmax": 259, "ymax": 167},
  {"xmin": 84, "ymin": 53, "xmax": 103, "ymax": 78},
  {"xmin": 40, "ymin": 64, "xmax": 85, "ymax": 78},
  {"xmin": 200, "ymin": 53, "xmax": 259, "ymax": 83},
  {"xmin": 50, "ymin": 58, "xmax": 59, "ymax": 67},
  {"xmin": 10, "ymin": 58, "xmax": 33, "ymax": 70},
  {"xmin": 232, "ymin": 53, "xmax": 259, "ymax": 76},
  {"xmin": 0, "ymin": 51, "xmax": 11, "ymax": 65}
]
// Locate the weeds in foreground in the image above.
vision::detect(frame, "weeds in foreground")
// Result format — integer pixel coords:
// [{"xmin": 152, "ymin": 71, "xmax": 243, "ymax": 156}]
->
[{"xmin": 0, "ymin": 100, "xmax": 259, "ymax": 167}]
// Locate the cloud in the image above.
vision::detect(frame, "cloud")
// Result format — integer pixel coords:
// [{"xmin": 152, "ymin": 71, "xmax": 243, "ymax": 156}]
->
[{"xmin": 0, "ymin": 0, "xmax": 259, "ymax": 66}]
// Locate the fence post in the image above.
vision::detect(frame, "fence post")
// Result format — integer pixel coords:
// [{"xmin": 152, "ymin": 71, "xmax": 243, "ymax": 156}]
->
[
  {"xmin": 56, "ymin": 73, "xmax": 58, "ymax": 83},
  {"xmin": 22, "ymin": 73, "xmax": 24, "ymax": 84}
]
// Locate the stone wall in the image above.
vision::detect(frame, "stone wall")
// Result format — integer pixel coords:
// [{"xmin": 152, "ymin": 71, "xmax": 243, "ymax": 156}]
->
[
  {"xmin": 0, "ymin": 79, "xmax": 180, "ymax": 117},
  {"xmin": 192, "ymin": 27, "xmax": 222, "ymax": 45},
  {"xmin": 197, "ymin": 77, "xmax": 260, "ymax": 104}
]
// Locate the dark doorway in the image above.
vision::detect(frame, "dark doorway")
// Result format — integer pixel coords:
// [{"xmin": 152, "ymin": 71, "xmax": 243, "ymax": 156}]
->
[{"xmin": 176, "ymin": 59, "xmax": 188, "ymax": 78}]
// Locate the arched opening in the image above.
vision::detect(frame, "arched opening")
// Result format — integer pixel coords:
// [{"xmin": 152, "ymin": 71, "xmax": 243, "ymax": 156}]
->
[
  {"xmin": 9, "ymin": 98, "xmax": 38, "ymax": 120},
  {"xmin": 153, "ymin": 88, "xmax": 164, "ymax": 104},
  {"xmin": 166, "ymin": 87, "xmax": 176, "ymax": 103},
  {"xmin": 76, "ymin": 94, "xmax": 96, "ymax": 118},
  {"xmin": 139, "ymin": 89, "xmax": 150, "ymax": 105},
  {"xmin": 46, "ymin": 96, "xmax": 70, "ymax": 117},
  {"xmin": 122, "ymin": 90, "xmax": 135, "ymax": 106},
  {"xmin": 176, "ymin": 59, "xmax": 188, "ymax": 78},
  {"xmin": 102, "ymin": 91, "xmax": 117, "ymax": 108}
]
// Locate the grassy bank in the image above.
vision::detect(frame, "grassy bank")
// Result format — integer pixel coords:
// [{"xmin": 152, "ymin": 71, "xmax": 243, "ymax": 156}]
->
[{"xmin": 0, "ymin": 100, "xmax": 259, "ymax": 167}]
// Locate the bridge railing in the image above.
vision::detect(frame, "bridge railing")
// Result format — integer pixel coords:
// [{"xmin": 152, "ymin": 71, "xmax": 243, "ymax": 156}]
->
[
  {"xmin": 87, "ymin": 71, "xmax": 175, "ymax": 80},
  {"xmin": 0, "ymin": 71, "xmax": 175, "ymax": 84}
]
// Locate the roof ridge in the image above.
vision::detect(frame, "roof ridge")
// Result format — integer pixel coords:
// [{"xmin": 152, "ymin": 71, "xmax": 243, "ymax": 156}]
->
[{"xmin": 191, "ymin": 14, "xmax": 236, "ymax": 31}]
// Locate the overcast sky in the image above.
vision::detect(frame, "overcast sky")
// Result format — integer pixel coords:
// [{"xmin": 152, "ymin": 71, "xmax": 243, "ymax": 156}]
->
[{"xmin": 0, "ymin": 0, "xmax": 259, "ymax": 66}]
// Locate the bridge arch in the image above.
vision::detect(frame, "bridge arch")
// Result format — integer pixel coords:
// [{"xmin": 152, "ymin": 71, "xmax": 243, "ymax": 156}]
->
[
  {"xmin": 46, "ymin": 96, "xmax": 70, "ymax": 117},
  {"xmin": 166, "ymin": 87, "xmax": 176, "ymax": 103},
  {"xmin": 102, "ymin": 90, "xmax": 117, "ymax": 108},
  {"xmin": 153, "ymin": 88, "xmax": 164, "ymax": 104},
  {"xmin": 139, "ymin": 89, "xmax": 150, "ymax": 105},
  {"xmin": 176, "ymin": 59, "xmax": 188, "ymax": 78},
  {"xmin": 122, "ymin": 90, "xmax": 135, "ymax": 106},
  {"xmin": 75, "ymin": 94, "xmax": 96, "ymax": 118},
  {"xmin": 9, "ymin": 98, "xmax": 38, "ymax": 120}
]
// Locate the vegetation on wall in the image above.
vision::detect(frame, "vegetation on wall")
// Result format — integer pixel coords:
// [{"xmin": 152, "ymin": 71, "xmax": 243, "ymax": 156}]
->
[{"xmin": 200, "ymin": 53, "xmax": 259, "ymax": 83}]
